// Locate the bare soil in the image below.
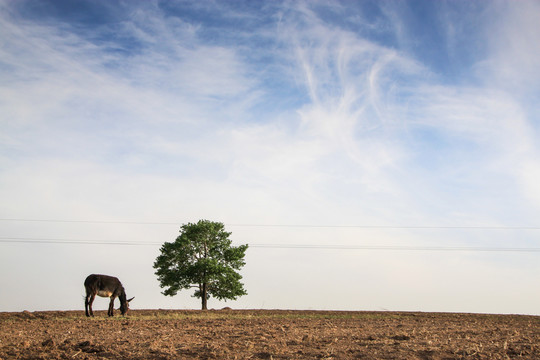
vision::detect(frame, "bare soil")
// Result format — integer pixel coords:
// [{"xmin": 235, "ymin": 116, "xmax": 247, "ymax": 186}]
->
[{"xmin": 0, "ymin": 309, "xmax": 538, "ymax": 359}]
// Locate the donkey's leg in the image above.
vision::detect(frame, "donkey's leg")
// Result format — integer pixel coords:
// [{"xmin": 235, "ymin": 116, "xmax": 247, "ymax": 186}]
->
[
  {"xmin": 87, "ymin": 293, "xmax": 96, "ymax": 317},
  {"xmin": 108, "ymin": 297, "xmax": 115, "ymax": 317},
  {"xmin": 85, "ymin": 293, "xmax": 90, "ymax": 317}
]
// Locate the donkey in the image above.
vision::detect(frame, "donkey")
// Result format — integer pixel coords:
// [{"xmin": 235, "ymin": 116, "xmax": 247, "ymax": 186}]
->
[{"xmin": 84, "ymin": 274, "xmax": 134, "ymax": 317}]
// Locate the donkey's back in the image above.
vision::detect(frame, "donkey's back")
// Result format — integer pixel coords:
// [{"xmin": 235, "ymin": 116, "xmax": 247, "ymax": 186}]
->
[{"xmin": 84, "ymin": 274, "xmax": 122, "ymax": 295}]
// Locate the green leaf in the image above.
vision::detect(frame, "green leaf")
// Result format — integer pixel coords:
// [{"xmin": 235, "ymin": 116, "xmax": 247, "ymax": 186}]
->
[{"xmin": 153, "ymin": 220, "xmax": 248, "ymax": 309}]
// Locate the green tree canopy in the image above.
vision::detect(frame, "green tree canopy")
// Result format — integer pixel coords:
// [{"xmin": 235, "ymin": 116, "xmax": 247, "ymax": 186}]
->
[{"xmin": 153, "ymin": 220, "xmax": 248, "ymax": 310}]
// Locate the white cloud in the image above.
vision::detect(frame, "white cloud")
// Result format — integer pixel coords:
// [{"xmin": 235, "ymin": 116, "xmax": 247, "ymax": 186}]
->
[{"xmin": 480, "ymin": 0, "xmax": 540, "ymax": 93}]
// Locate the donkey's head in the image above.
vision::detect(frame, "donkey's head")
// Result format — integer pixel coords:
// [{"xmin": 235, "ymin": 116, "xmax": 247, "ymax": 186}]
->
[{"xmin": 119, "ymin": 296, "xmax": 134, "ymax": 316}]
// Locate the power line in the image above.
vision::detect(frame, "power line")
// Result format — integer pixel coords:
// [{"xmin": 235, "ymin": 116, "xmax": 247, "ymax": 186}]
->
[
  {"xmin": 0, "ymin": 237, "xmax": 157, "ymax": 246},
  {"xmin": 1, "ymin": 237, "xmax": 539, "ymax": 252},
  {"xmin": 0, "ymin": 218, "xmax": 179, "ymax": 226},
  {"xmin": 252, "ymin": 244, "xmax": 540, "ymax": 252},
  {"xmin": 1, "ymin": 218, "xmax": 540, "ymax": 230},
  {"xmin": 230, "ymin": 224, "xmax": 540, "ymax": 230}
]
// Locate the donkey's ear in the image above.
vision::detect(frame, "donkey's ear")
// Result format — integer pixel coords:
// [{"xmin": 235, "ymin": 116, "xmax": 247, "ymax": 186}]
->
[{"xmin": 127, "ymin": 297, "xmax": 134, "ymax": 302}]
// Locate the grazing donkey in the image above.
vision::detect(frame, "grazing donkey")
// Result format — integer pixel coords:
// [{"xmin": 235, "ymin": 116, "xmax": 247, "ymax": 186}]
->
[{"xmin": 84, "ymin": 274, "xmax": 134, "ymax": 317}]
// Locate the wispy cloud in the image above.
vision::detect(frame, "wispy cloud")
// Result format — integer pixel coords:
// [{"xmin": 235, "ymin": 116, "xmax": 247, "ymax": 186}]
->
[{"xmin": 479, "ymin": 0, "xmax": 540, "ymax": 93}]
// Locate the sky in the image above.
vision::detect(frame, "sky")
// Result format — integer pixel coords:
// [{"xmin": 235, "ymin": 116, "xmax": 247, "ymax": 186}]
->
[{"xmin": 1, "ymin": 0, "xmax": 539, "ymax": 315}]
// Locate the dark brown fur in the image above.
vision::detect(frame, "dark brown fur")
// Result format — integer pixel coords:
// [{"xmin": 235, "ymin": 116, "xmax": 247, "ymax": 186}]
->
[{"xmin": 84, "ymin": 274, "xmax": 134, "ymax": 317}]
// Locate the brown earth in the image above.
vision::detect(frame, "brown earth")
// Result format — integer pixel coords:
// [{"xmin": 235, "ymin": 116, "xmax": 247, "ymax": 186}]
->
[{"xmin": 0, "ymin": 309, "xmax": 538, "ymax": 359}]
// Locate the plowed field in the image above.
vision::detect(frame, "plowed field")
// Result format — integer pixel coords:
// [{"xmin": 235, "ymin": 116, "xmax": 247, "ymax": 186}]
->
[{"xmin": 0, "ymin": 309, "xmax": 538, "ymax": 359}]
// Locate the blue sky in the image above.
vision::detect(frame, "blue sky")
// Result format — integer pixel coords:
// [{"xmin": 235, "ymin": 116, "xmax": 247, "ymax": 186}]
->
[{"xmin": 1, "ymin": 0, "xmax": 539, "ymax": 315}]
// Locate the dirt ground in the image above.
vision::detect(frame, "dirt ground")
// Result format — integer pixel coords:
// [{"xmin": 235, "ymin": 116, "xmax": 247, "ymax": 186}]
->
[{"xmin": 0, "ymin": 309, "xmax": 538, "ymax": 359}]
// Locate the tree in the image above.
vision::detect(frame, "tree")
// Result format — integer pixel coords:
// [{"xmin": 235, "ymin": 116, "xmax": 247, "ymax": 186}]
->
[{"xmin": 153, "ymin": 220, "xmax": 248, "ymax": 310}]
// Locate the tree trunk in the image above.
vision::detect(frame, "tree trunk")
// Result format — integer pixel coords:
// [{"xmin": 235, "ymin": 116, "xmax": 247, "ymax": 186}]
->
[
  {"xmin": 201, "ymin": 282, "xmax": 208, "ymax": 310},
  {"xmin": 202, "ymin": 239, "xmax": 208, "ymax": 310}
]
